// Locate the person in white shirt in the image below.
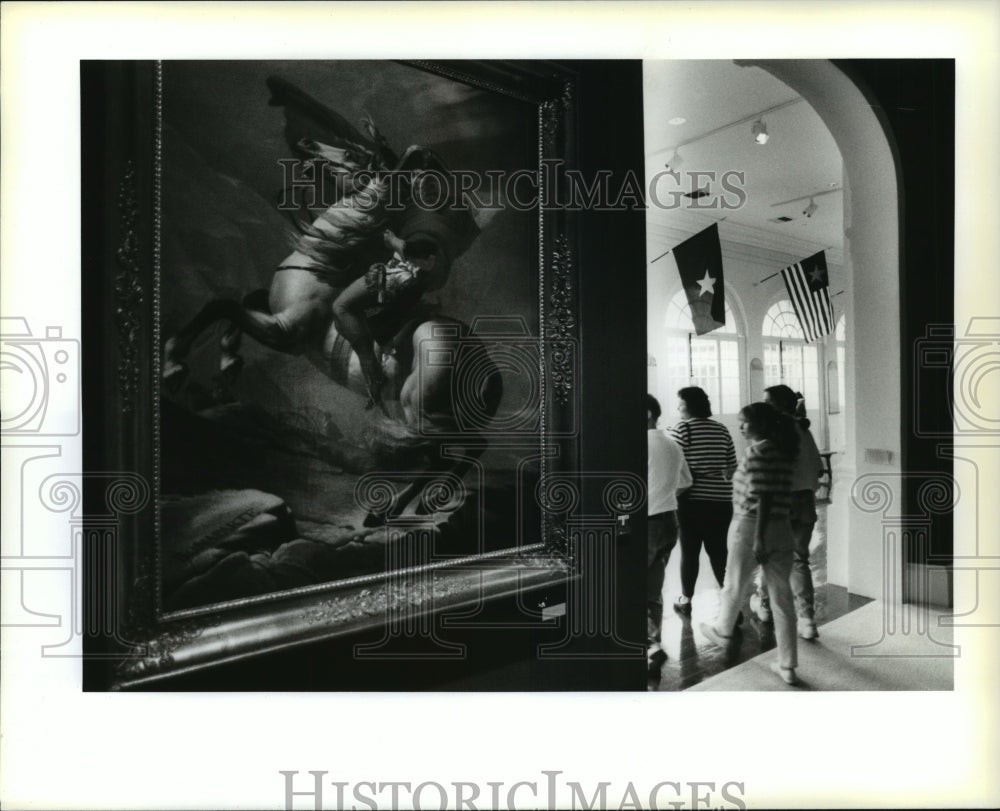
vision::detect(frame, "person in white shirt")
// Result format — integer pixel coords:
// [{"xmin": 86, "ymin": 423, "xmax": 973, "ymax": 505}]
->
[{"xmin": 647, "ymin": 394, "xmax": 693, "ymax": 676}]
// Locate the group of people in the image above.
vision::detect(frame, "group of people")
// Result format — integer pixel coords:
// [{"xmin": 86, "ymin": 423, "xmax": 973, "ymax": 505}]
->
[{"xmin": 647, "ymin": 384, "xmax": 824, "ymax": 686}]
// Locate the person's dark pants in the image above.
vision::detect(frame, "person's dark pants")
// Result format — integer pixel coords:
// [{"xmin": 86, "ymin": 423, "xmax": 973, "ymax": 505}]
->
[
  {"xmin": 647, "ymin": 511, "xmax": 679, "ymax": 657},
  {"xmin": 676, "ymin": 498, "xmax": 733, "ymax": 598}
]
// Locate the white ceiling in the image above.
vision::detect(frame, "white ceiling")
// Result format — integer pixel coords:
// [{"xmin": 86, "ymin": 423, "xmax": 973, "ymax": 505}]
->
[{"xmin": 644, "ymin": 60, "xmax": 844, "ymax": 264}]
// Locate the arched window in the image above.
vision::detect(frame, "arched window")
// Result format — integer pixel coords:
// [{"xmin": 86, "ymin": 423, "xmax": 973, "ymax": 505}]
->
[
  {"xmin": 762, "ymin": 300, "xmax": 806, "ymax": 339},
  {"xmin": 655, "ymin": 289, "xmax": 743, "ymax": 415},
  {"xmin": 762, "ymin": 300, "xmax": 821, "ymax": 424}
]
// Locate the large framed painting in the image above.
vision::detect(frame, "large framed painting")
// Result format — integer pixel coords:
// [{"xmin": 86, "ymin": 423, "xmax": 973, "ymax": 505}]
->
[{"xmin": 82, "ymin": 60, "xmax": 582, "ymax": 689}]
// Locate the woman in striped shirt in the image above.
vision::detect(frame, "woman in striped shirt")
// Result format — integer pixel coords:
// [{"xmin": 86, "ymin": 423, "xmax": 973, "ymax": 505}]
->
[
  {"xmin": 701, "ymin": 402, "xmax": 802, "ymax": 685},
  {"xmin": 669, "ymin": 387, "xmax": 738, "ymax": 615}
]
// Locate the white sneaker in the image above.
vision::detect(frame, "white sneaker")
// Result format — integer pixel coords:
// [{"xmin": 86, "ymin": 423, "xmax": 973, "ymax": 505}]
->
[
  {"xmin": 798, "ymin": 618, "xmax": 819, "ymax": 640},
  {"xmin": 749, "ymin": 592, "xmax": 772, "ymax": 622},
  {"xmin": 699, "ymin": 622, "xmax": 735, "ymax": 648},
  {"xmin": 770, "ymin": 661, "xmax": 800, "ymax": 685}
]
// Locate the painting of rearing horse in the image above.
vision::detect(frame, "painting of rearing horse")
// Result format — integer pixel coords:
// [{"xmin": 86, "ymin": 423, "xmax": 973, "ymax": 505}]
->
[
  {"xmin": 157, "ymin": 62, "xmax": 540, "ymax": 611},
  {"xmin": 163, "ymin": 76, "xmax": 491, "ymax": 504}
]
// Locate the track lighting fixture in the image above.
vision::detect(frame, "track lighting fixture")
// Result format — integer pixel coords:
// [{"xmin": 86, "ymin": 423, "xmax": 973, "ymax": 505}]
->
[
  {"xmin": 751, "ymin": 118, "xmax": 769, "ymax": 145},
  {"xmin": 803, "ymin": 198, "xmax": 818, "ymax": 218},
  {"xmin": 665, "ymin": 148, "xmax": 683, "ymax": 170}
]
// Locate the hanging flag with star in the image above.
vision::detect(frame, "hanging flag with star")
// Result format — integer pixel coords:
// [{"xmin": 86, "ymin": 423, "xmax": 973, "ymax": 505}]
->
[
  {"xmin": 780, "ymin": 251, "xmax": 834, "ymax": 342},
  {"xmin": 671, "ymin": 223, "xmax": 726, "ymax": 335}
]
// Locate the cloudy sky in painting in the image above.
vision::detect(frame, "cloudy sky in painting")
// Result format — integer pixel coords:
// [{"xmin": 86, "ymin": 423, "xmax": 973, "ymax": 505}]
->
[{"xmin": 163, "ymin": 60, "xmax": 534, "ymax": 203}]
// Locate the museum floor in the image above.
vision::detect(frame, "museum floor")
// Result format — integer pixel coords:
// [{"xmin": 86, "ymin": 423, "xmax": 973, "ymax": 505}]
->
[
  {"xmin": 687, "ymin": 598, "xmax": 955, "ymax": 691},
  {"xmin": 648, "ymin": 550, "xmax": 870, "ymax": 692},
  {"xmin": 649, "ymin": 548, "xmax": 954, "ymax": 692}
]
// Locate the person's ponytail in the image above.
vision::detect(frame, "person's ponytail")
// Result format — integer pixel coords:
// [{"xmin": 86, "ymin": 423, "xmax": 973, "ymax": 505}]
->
[
  {"xmin": 764, "ymin": 383, "xmax": 810, "ymax": 426},
  {"xmin": 793, "ymin": 391, "xmax": 811, "ymax": 428},
  {"xmin": 773, "ymin": 409, "xmax": 801, "ymax": 459}
]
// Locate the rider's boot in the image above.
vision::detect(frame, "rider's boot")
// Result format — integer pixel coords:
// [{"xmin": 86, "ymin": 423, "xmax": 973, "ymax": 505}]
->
[{"xmin": 360, "ymin": 358, "xmax": 388, "ymax": 414}]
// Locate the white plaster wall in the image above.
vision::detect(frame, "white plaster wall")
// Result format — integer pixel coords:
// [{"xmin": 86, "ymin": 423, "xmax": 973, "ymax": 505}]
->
[{"xmin": 749, "ymin": 60, "xmax": 903, "ymax": 602}]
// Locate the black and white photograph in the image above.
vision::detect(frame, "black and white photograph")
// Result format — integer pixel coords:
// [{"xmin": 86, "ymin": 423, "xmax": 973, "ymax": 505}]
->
[
  {"xmin": 77, "ymin": 55, "xmax": 959, "ymax": 695},
  {"xmin": 1, "ymin": 3, "xmax": 998, "ymax": 810}
]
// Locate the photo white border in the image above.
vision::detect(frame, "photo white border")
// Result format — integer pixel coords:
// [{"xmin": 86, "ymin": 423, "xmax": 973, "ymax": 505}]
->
[{"xmin": 2, "ymin": 2, "xmax": 998, "ymax": 809}]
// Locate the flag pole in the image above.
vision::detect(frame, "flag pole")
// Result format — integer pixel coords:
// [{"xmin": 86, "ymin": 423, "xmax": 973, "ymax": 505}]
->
[
  {"xmin": 754, "ymin": 246, "xmax": 835, "ymax": 285},
  {"xmin": 650, "ymin": 248, "xmax": 672, "ymax": 264},
  {"xmin": 651, "ymin": 218, "xmax": 728, "ymax": 264}
]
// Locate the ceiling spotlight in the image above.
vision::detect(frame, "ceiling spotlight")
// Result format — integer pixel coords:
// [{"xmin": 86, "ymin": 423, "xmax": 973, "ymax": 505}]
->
[
  {"xmin": 803, "ymin": 198, "xmax": 819, "ymax": 218},
  {"xmin": 751, "ymin": 118, "xmax": 769, "ymax": 145},
  {"xmin": 665, "ymin": 148, "xmax": 684, "ymax": 170}
]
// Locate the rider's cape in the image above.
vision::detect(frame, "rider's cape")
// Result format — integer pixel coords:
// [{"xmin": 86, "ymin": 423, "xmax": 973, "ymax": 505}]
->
[{"xmin": 267, "ymin": 77, "xmax": 479, "ymax": 284}]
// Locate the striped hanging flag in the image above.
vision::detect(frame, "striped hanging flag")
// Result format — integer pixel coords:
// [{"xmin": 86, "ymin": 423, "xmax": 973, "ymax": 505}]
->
[{"xmin": 780, "ymin": 251, "xmax": 834, "ymax": 342}]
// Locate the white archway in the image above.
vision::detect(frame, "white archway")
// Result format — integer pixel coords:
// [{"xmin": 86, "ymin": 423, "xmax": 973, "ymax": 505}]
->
[{"xmin": 742, "ymin": 60, "xmax": 902, "ymax": 602}]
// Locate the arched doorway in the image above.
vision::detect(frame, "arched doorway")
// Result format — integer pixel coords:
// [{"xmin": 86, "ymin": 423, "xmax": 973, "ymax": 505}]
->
[
  {"xmin": 646, "ymin": 59, "xmax": 917, "ymax": 606},
  {"xmin": 743, "ymin": 60, "xmax": 907, "ymax": 604}
]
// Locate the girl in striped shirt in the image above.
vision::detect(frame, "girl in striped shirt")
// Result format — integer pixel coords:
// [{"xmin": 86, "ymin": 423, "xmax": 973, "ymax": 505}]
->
[
  {"xmin": 701, "ymin": 402, "xmax": 802, "ymax": 685},
  {"xmin": 749, "ymin": 385, "xmax": 825, "ymax": 639}
]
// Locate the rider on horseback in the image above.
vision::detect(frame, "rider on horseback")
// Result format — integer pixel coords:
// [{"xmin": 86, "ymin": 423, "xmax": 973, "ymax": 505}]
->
[
  {"xmin": 332, "ymin": 228, "xmax": 440, "ymax": 412},
  {"xmin": 161, "ymin": 75, "xmax": 498, "ymax": 527},
  {"xmin": 163, "ymin": 76, "xmax": 480, "ymax": 426}
]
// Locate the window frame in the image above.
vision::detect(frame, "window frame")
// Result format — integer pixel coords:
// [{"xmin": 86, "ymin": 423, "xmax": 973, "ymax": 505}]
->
[
  {"xmin": 762, "ymin": 298, "xmax": 824, "ymax": 432},
  {"xmin": 655, "ymin": 287, "xmax": 746, "ymax": 417}
]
